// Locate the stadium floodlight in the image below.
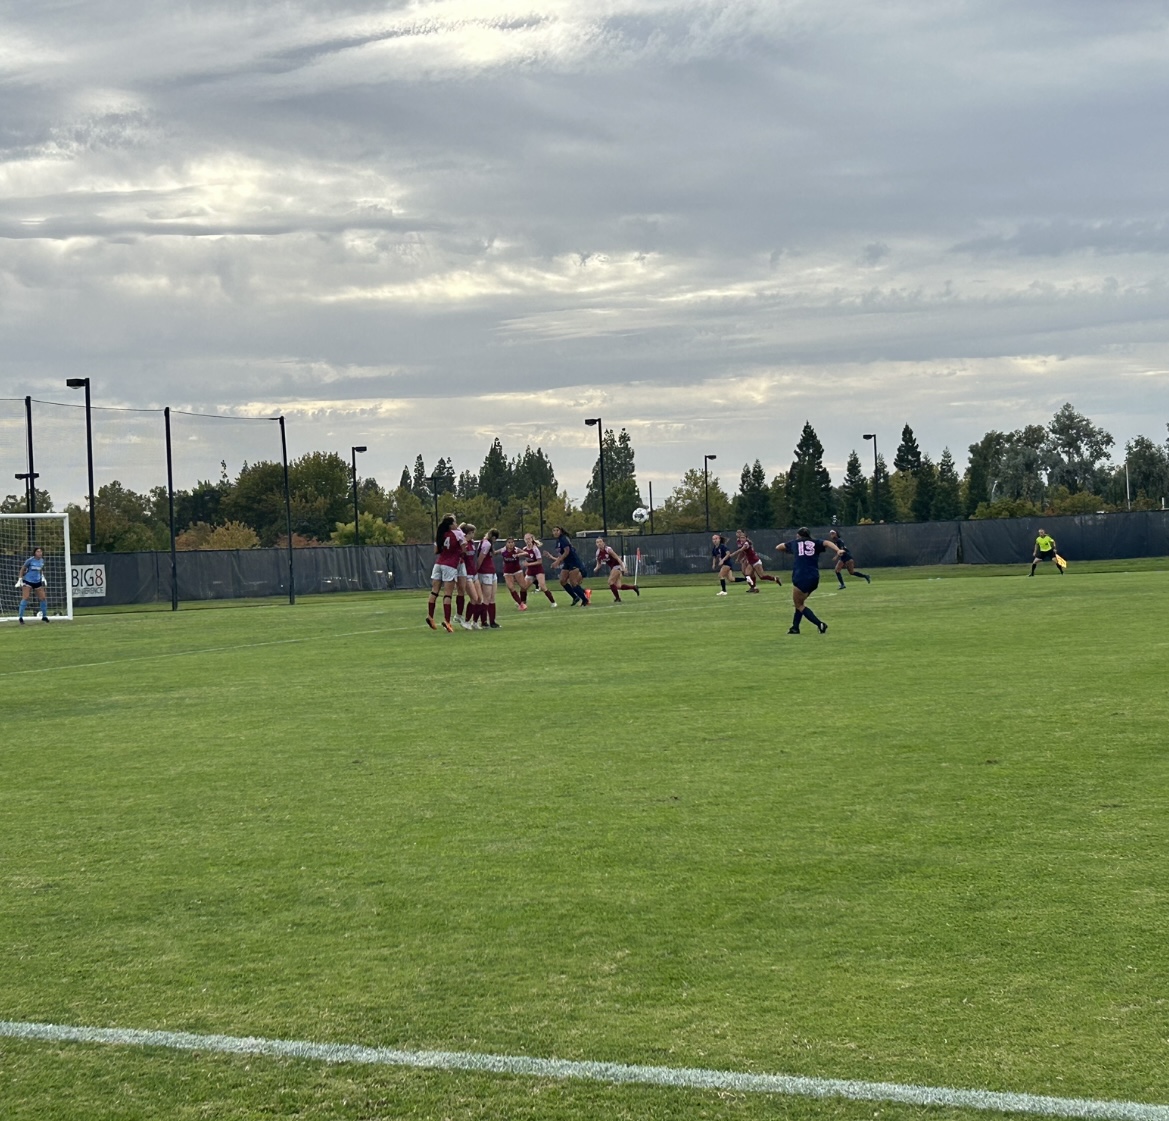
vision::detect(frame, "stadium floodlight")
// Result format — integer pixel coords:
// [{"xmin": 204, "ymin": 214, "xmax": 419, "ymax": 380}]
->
[
  {"xmin": 585, "ymin": 418, "xmax": 607, "ymax": 536},
  {"xmin": 703, "ymin": 454, "xmax": 717, "ymax": 531},
  {"xmin": 351, "ymin": 446, "xmax": 367, "ymax": 549},
  {"xmin": 1, "ymin": 512, "xmax": 73, "ymax": 623},
  {"xmin": 65, "ymin": 378, "xmax": 96, "ymax": 551},
  {"xmin": 863, "ymin": 433, "xmax": 879, "ymax": 522}
]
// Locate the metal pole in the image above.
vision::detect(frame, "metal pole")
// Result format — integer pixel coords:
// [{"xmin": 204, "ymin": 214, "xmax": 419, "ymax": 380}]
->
[
  {"xmin": 648, "ymin": 481, "xmax": 654, "ymax": 535},
  {"xmin": 864, "ymin": 434, "xmax": 878, "ymax": 521},
  {"xmin": 279, "ymin": 416, "xmax": 295, "ymax": 604},
  {"xmin": 597, "ymin": 425, "xmax": 608, "ymax": 536},
  {"xmin": 703, "ymin": 454, "xmax": 717, "ymax": 531},
  {"xmin": 164, "ymin": 407, "xmax": 178, "ymax": 611},
  {"xmin": 351, "ymin": 450, "xmax": 360, "ymax": 550},
  {"xmin": 538, "ymin": 485, "xmax": 544, "ymax": 537},
  {"xmin": 25, "ymin": 396, "xmax": 36, "ymax": 515},
  {"xmin": 84, "ymin": 382, "xmax": 95, "ymax": 550},
  {"xmin": 1125, "ymin": 460, "xmax": 1131, "ymax": 511}
]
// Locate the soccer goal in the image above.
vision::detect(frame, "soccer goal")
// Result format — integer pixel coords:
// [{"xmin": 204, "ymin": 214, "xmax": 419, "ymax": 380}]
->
[{"xmin": 0, "ymin": 513, "xmax": 73, "ymax": 622}]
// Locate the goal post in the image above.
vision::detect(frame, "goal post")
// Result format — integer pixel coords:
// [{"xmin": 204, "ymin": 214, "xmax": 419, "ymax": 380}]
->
[{"xmin": 0, "ymin": 513, "xmax": 74, "ymax": 622}]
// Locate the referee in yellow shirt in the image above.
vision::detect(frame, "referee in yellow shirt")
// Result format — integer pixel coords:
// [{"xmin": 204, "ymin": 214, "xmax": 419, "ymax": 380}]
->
[{"xmin": 1029, "ymin": 529, "xmax": 1063, "ymax": 576}]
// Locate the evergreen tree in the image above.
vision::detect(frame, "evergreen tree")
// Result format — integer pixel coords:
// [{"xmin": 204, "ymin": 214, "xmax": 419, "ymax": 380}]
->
[
  {"xmin": 932, "ymin": 448, "xmax": 963, "ymax": 520},
  {"xmin": 584, "ymin": 428, "xmax": 643, "ymax": 525},
  {"xmin": 398, "ymin": 465, "xmax": 411, "ymax": 491},
  {"xmin": 456, "ymin": 470, "xmax": 479, "ymax": 499},
  {"xmin": 734, "ymin": 461, "xmax": 772, "ymax": 528},
  {"xmin": 478, "ymin": 439, "xmax": 512, "ymax": 504},
  {"xmin": 785, "ymin": 421, "xmax": 834, "ymax": 526},
  {"xmin": 512, "ymin": 445, "xmax": 557, "ymax": 497},
  {"xmin": 838, "ymin": 450, "xmax": 870, "ymax": 525},
  {"xmin": 432, "ymin": 457, "xmax": 457, "ymax": 497},
  {"xmin": 872, "ymin": 453, "xmax": 898, "ymax": 523},
  {"xmin": 411, "ymin": 455, "xmax": 429, "ymax": 499},
  {"xmin": 911, "ymin": 454, "xmax": 938, "ymax": 521},
  {"xmin": 894, "ymin": 424, "xmax": 923, "ymax": 475}
]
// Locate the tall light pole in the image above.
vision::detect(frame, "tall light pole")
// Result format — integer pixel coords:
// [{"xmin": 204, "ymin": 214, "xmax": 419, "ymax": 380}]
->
[
  {"xmin": 585, "ymin": 417, "xmax": 607, "ymax": 535},
  {"xmin": 863, "ymin": 433, "xmax": 878, "ymax": 522},
  {"xmin": 65, "ymin": 378, "xmax": 95, "ymax": 551},
  {"xmin": 428, "ymin": 474, "xmax": 442, "ymax": 537},
  {"xmin": 350, "ymin": 446, "xmax": 367, "ymax": 548},
  {"xmin": 703, "ymin": 454, "xmax": 717, "ymax": 531}
]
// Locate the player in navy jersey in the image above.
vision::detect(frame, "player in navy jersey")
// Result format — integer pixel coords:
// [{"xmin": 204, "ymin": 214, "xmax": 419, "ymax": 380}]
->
[
  {"xmin": 594, "ymin": 538, "xmax": 639, "ymax": 602},
  {"xmin": 775, "ymin": 527, "xmax": 842, "ymax": 634},
  {"xmin": 711, "ymin": 534, "xmax": 734, "ymax": 595},
  {"xmin": 17, "ymin": 547, "xmax": 50, "ymax": 623},
  {"xmin": 549, "ymin": 526, "xmax": 589, "ymax": 605},
  {"xmin": 828, "ymin": 529, "xmax": 871, "ymax": 589}
]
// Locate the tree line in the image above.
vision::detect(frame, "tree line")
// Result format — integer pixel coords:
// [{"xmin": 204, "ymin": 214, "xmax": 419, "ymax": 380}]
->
[{"xmin": 2, "ymin": 405, "xmax": 1166, "ymax": 550}]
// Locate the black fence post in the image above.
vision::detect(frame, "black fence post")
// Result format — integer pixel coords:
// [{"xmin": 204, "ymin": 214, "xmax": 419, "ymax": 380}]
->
[
  {"xmin": 279, "ymin": 415, "xmax": 295, "ymax": 604},
  {"xmin": 164, "ymin": 407, "xmax": 178, "ymax": 611}
]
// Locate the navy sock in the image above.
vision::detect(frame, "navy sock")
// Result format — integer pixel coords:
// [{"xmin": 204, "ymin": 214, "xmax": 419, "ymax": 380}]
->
[
  {"xmin": 802, "ymin": 606, "xmax": 822, "ymax": 627},
  {"xmin": 791, "ymin": 610, "xmax": 802, "ymax": 631},
  {"xmin": 720, "ymin": 578, "xmax": 726, "ymax": 591}
]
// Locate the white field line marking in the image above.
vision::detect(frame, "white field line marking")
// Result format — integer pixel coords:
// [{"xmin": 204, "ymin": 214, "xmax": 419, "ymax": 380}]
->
[{"xmin": 1, "ymin": 1021, "xmax": 1166, "ymax": 1121}]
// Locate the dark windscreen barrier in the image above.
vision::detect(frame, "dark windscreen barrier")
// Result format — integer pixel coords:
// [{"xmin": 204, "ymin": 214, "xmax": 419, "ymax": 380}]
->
[{"xmin": 959, "ymin": 512, "xmax": 1169, "ymax": 565}]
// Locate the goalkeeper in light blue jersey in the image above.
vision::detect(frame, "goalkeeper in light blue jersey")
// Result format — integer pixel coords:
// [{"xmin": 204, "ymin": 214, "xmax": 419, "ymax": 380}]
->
[{"xmin": 17, "ymin": 547, "xmax": 50, "ymax": 624}]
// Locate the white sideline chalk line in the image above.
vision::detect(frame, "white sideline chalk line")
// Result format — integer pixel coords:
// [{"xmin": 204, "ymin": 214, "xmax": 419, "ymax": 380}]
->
[{"xmin": 1, "ymin": 1020, "xmax": 1165, "ymax": 1121}]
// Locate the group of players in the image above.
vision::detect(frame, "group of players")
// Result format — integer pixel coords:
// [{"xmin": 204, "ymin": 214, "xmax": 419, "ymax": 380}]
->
[
  {"xmin": 710, "ymin": 528, "xmax": 872, "ymax": 634},
  {"xmin": 425, "ymin": 515, "xmax": 876, "ymax": 636},
  {"xmin": 425, "ymin": 515, "xmax": 639, "ymax": 632}
]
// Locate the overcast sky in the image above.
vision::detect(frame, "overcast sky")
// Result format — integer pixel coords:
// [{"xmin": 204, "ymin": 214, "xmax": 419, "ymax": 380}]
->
[{"xmin": 2, "ymin": 0, "xmax": 1167, "ymax": 505}]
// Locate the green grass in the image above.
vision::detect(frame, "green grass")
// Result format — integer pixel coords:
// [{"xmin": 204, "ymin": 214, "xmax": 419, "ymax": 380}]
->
[{"xmin": 2, "ymin": 568, "xmax": 1168, "ymax": 1119}]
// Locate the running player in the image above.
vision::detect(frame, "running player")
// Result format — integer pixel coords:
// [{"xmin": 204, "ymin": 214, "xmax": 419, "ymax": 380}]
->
[
  {"xmin": 426, "ymin": 514, "xmax": 461, "ymax": 631},
  {"xmin": 727, "ymin": 530, "xmax": 781, "ymax": 592},
  {"xmin": 520, "ymin": 533, "xmax": 558, "ymax": 606},
  {"xmin": 475, "ymin": 529, "xmax": 502, "ymax": 627},
  {"xmin": 549, "ymin": 526, "xmax": 589, "ymax": 605},
  {"xmin": 828, "ymin": 529, "xmax": 871, "ymax": 589},
  {"xmin": 1029, "ymin": 529, "xmax": 1063, "ymax": 576},
  {"xmin": 775, "ymin": 527, "xmax": 842, "ymax": 634},
  {"xmin": 594, "ymin": 537, "xmax": 640, "ymax": 603},
  {"xmin": 17, "ymin": 546, "xmax": 50, "ymax": 624},
  {"xmin": 499, "ymin": 537, "xmax": 527, "ymax": 609}
]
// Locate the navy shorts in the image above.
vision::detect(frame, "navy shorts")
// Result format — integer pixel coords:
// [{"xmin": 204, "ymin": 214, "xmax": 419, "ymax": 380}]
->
[{"xmin": 793, "ymin": 575, "xmax": 820, "ymax": 595}]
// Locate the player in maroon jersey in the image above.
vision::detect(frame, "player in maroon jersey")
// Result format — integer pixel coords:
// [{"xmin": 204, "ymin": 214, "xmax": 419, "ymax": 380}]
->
[
  {"xmin": 498, "ymin": 536, "xmax": 527, "ymax": 610},
  {"xmin": 475, "ymin": 529, "xmax": 502, "ymax": 628},
  {"xmin": 594, "ymin": 537, "xmax": 640, "ymax": 603},
  {"xmin": 456, "ymin": 522, "xmax": 484, "ymax": 629},
  {"xmin": 426, "ymin": 513, "xmax": 461, "ymax": 631},
  {"xmin": 520, "ymin": 533, "xmax": 558, "ymax": 606},
  {"xmin": 727, "ymin": 529, "xmax": 781, "ymax": 593}
]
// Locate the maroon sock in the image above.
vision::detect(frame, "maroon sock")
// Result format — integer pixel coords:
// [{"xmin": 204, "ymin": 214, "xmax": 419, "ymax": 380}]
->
[
  {"xmin": 443, "ymin": 598, "xmax": 452, "ymax": 623},
  {"xmin": 544, "ymin": 588, "xmax": 556, "ymax": 603},
  {"xmin": 488, "ymin": 603, "xmax": 496, "ymax": 624},
  {"xmin": 611, "ymin": 587, "xmax": 621, "ymax": 601},
  {"xmin": 509, "ymin": 588, "xmax": 522, "ymax": 604},
  {"xmin": 456, "ymin": 594, "xmax": 465, "ymax": 616},
  {"xmin": 428, "ymin": 597, "xmax": 436, "ymax": 618}
]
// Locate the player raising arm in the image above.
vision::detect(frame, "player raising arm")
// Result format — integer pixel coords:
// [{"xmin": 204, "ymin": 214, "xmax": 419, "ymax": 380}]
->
[
  {"xmin": 426, "ymin": 514, "xmax": 462, "ymax": 631},
  {"xmin": 549, "ymin": 526, "xmax": 589, "ymax": 606},
  {"xmin": 727, "ymin": 530, "xmax": 781, "ymax": 592},
  {"xmin": 776, "ymin": 528, "xmax": 842, "ymax": 635},
  {"xmin": 828, "ymin": 529, "xmax": 871, "ymax": 589}
]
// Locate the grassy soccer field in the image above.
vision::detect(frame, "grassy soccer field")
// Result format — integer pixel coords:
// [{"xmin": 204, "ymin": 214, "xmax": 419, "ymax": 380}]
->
[{"xmin": 2, "ymin": 566, "xmax": 1168, "ymax": 1120}]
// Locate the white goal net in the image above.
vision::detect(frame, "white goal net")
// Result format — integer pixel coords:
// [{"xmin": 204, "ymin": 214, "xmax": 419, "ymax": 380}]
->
[{"xmin": 0, "ymin": 513, "xmax": 73, "ymax": 622}]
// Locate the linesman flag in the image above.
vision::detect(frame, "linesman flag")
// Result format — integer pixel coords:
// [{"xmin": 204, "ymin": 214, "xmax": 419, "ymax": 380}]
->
[{"xmin": 1055, "ymin": 553, "xmax": 1068, "ymax": 570}]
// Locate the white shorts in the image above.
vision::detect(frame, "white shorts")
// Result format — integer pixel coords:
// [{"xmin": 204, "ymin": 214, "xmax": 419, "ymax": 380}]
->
[
  {"xmin": 478, "ymin": 573, "xmax": 497, "ymax": 586},
  {"xmin": 457, "ymin": 562, "xmax": 468, "ymax": 577},
  {"xmin": 431, "ymin": 563, "xmax": 458, "ymax": 584}
]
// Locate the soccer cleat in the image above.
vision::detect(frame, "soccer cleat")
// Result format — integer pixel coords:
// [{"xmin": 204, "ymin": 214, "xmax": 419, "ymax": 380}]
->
[
  {"xmin": 18, "ymin": 617, "xmax": 25, "ymax": 625},
  {"xmin": 550, "ymin": 601, "xmax": 558, "ymax": 608},
  {"xmin": 489, "ymin": 622, "xmax": 501, "ymax": 629},
  {"xmin": 632, "ymin": 586, "xmax": 639, "ymax": 596},
  {"xmin": 716, "ymin": 590, "xmax": 728, "ymax": 596},
  {"xmin": 818, "ymin": 621, "xmax": 828, "ymax": 635},
  {"xmin": 426, "ymin": 616, "xmax": 437, "ymax": 629},
  {"xmin": 838, "ymin": 583, "xmax": 846, "ymax": 590},
  {"xmin": 613, "ymin": 599, "xmax": 623, "ymax": 605},
  {"xmin": 863, "ymin": 574, "xmax": 871, "ymax": 584},
  {"xmin": 518, "ymin": 602, "xmax": 528, "ymax": 611},
  {"xmin": 42, "ymin": 616, "xmax": 50, "ymax": 622},
  {"xmin": 458, "ymin": 617, "xmax": 474, "ymax": 630},
  {"xmin": 441, "ymin": 620, "xmax": 455, "ymax": 632},
  {"xmin": 584, "ymin": 588, "xmax": 591, "ymax": 602},
  {"xmin": 787, "ymin": 626, "xmax": 800, "ymax": 634}
]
